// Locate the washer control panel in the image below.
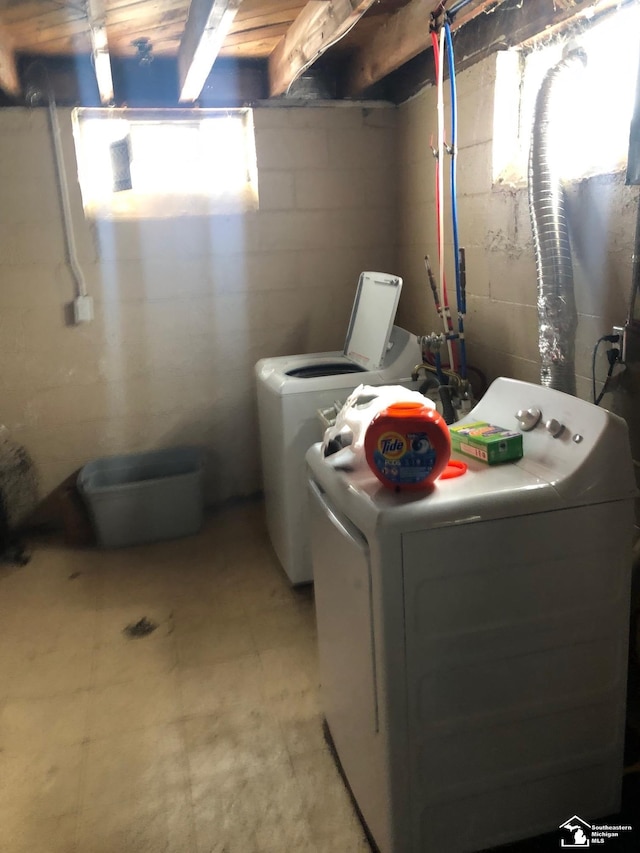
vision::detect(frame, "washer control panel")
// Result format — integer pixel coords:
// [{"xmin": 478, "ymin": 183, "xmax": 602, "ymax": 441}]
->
[{"xmin": 461, "ymin": 377, "xmax": 634, "ymax": 503}]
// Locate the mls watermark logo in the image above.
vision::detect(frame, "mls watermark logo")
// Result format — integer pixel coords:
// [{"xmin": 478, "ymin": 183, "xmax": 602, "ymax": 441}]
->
[
  {"xmin": 559, "ymin": 816, "xmax": 591, "ymax": 847},
  {"xmin": 559, "ymin": 815, "xmax": 634, "ymax": 847}
]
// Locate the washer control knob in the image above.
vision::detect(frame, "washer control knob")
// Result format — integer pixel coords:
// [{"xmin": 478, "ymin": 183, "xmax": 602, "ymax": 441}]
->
[
  {"xmin": 516, "ymin": 407, "xmax": 542, "ymax": 431},
  {"xmin": 545, "ymin": 418, "xmax": 564, "ymax": 438}
]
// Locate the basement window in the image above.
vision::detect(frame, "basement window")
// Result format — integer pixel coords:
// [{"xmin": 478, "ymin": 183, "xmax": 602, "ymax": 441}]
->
[
  {"xmin": 72, "ymin": 108, "xmax": 259, "ymax": 218},
  {"xmin": 493, "ymin": 3, "xmax": 640, "ymax": 186}
]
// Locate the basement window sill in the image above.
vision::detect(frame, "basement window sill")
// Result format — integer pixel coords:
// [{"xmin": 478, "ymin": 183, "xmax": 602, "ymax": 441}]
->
[{"xmin": 83, "ymin": 187, "xmax": 259, "ymax": 220}]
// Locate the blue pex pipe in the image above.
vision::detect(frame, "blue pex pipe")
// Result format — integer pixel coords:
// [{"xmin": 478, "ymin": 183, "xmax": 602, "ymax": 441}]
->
[{"xmin": 447, "ymin": 0, "xmax": 475, "ymax": 20}]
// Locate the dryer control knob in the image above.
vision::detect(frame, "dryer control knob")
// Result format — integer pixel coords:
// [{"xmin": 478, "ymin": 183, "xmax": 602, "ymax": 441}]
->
[
  {"xmin": 545, "ymin": 418, "xmax": 565, "ymax": 438},
  {"xmin": 516, "ymin": 407, "xmax": 542, "ymax": 431}
]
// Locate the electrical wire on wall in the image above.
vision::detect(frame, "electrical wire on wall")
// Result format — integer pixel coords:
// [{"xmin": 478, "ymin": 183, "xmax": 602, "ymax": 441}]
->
[
  {"xmin": 591, "ymin": 333, "xmax": 622, "ymax": 406},
  {"xmin": 25, "ymin": 63, "xmax": 92, "ymax": 322}
]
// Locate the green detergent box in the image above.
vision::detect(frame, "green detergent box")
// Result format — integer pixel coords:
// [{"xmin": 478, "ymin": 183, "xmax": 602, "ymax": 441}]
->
[{"xmin": 449, "ymin": 421, "xmax": 523, "ymax": 465}]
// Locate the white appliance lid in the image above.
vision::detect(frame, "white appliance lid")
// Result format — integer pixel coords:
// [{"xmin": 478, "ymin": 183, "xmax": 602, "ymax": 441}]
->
[{"xmin": 343, "ymin": 272, "xmax": 402, "ymax": 370}]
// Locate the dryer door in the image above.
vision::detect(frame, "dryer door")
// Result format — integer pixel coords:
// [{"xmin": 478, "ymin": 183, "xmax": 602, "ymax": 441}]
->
[
  {"xmin": 309, "ymin": 478, "xmax": 388, "ymax": 847},
  {"xmin": 309, "ymin": 479, "xmax": 378, "ymax": 737}
]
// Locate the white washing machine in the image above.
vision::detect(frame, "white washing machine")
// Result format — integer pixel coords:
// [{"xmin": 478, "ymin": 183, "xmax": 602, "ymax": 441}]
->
[
  {"xmin": 256, "ymin": 271, "xmax": 420, "ymax": 585},
  {"xmin": 306, "ymin": 377, "xmax": 636, "ymax": 853}
]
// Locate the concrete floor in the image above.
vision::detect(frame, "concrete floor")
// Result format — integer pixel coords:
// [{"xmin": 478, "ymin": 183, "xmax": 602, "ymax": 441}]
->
[
  {"xmin": 0, "ymin": 499, "xmax": 370, "ymax": 853},
  {"xmin": 2, "ymin": 497, "xmax": 639, "ymax": 852}
]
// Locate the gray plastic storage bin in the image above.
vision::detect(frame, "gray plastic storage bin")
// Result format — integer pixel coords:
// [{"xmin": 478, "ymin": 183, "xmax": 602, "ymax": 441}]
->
[{"xmin": 78, "ymin": 446, "xmax": 205, "ymax": 548}]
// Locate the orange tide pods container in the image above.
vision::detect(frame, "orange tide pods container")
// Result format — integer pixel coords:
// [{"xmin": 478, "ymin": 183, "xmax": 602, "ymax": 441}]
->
[{"xmin": 364, "ymin": 402, "xmax": 451, "ymax": 490}]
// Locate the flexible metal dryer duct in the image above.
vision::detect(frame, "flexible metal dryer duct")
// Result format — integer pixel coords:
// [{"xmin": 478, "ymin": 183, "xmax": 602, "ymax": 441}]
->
[{"xmin": 528, "ymin": 47, "xmax": 586, "ymax": 394}]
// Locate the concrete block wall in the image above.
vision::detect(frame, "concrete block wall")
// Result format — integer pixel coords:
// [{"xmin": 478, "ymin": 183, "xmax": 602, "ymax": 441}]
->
[
  {"xmin": 0, "ymin": 105, "xmax": 398, "ymax": 505},
  {"xmin": 396, "ymin": 54, "xmax": 640, "ymax": 402}
]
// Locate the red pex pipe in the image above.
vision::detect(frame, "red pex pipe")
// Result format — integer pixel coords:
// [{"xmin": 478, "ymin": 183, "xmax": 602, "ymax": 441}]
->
[{"xmin": 430, "ymin": 27, "xmax": 458, "ymax": 372}]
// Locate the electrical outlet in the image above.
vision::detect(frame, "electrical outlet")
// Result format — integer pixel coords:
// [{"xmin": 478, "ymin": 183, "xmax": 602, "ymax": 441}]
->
[
  {"xmin": 73, "ymin": 295, "xmax": 94, "ymax": 324},
  {"xmin": 612, "ymin": 324, "xmax": 627, "ymax": 363}
]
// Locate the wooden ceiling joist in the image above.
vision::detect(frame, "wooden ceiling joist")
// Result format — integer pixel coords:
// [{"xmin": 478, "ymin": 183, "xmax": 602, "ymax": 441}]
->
[
  {"xmin": 2, "ymin": 0, "xmax": 630, "ymax": 105},
  {"xmin": 0, "ymin": 27, "xmax": 19, "ymax": 97},
  {"xmin": 178, "ymin": 0, "xmax": 244, "ymax": 102},
  {"xmin": 268, "ymin": 0, "xmax": 377, "ymax": 97},
  {"xmin": 344, "ymin": 0, "xmax": 496, "ymax": 96}
]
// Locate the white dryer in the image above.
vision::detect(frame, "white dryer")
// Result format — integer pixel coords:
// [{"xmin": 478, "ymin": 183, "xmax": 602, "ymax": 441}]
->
[
  {"xmin": 307, "ymin": 377, "xmax": 636, "ymax": 853},
  {"xmin": 256, "ymin": 271, "xmax": 420, "ymax": 585}
]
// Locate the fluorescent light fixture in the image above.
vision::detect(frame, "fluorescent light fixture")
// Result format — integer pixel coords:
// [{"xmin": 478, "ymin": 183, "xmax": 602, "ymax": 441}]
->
[
  {"xmin": 87, "ymin": 1, "xmax": 114, "ymax": 105},
  {"xmin": 178, "ymin": 0, "xmax": 242, "ymax": 103},
  {"xmin": 93, "ymin": 44, "xmax": 114, "ymax": 104}
]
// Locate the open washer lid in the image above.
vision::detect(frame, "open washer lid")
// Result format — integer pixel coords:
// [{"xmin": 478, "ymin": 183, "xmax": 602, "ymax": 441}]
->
[{"xmin": 343, "ymin": 272, "xmax": 403, "ymax": 370}]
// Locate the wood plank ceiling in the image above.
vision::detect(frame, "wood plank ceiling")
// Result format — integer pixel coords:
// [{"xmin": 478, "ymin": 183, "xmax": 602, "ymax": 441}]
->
[{"xmin": 0, "ymin": 0, "xmax": 624, "ymax": 106}]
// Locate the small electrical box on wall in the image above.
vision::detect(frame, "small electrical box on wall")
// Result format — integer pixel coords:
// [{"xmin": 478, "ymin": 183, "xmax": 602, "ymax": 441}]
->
[{"xmin": 74, "ymin": 295, "xmax": 94, "ymax": 324}]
